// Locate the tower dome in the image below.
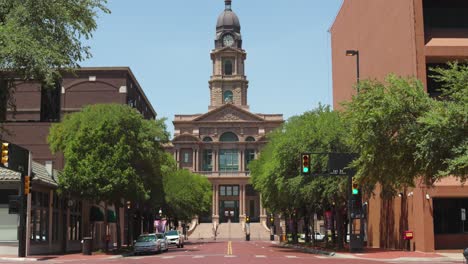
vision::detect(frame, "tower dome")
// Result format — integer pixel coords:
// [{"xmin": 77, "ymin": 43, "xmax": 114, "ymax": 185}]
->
[{"xmin": 216, "ymin": 0, "xmax": 241, "ymax": 33}]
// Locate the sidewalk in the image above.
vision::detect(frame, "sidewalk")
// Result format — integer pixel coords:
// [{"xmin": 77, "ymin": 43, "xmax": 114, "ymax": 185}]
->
[
  {"xmin": 280, "ymin": 243, "xmax": 466, "ymax": 262},
  {"xmin": 0, "ymin": 252, "xmax": 125, "ymax": 262}
]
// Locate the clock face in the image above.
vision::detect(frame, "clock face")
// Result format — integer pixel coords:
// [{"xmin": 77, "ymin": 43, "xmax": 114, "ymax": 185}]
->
[{"xmin": 223, "ymin": 34, "xmax": 234, "ymax": 47}]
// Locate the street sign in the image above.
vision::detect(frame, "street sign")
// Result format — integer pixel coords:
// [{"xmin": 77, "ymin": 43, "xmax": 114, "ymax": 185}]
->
[
  {"xmin": 462, "ymin": 208, "xmax": 466, "ymax": 221},
  {"xmin": 328, "ymin": 153, "xmax": 357, "ymax": 176}
]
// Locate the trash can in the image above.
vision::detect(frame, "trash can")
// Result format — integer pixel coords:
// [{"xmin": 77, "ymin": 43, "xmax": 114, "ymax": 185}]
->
[{"xmin": 82, "ymin": 237, "xmax": 93, "ymax": 255}]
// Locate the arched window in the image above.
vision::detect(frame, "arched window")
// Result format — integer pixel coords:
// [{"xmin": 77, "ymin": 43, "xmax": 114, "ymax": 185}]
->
[
  {"xmin": 219, "ymin": 132, "xmax": 239, "ymax": 142},
  {"xmin": 223, "ymin": 60, "xmax": 233, "ymax": 75},
  {"xmin": 245, "ymin": 136, "xmax": 256, "ymax": 142},
  {"xmin": 203, "ymin": 136, "xmax": 213, "ymax": 142},
  {"xmin": 223, "ymin": 90, "xmax": 233, "ymax": 103}
]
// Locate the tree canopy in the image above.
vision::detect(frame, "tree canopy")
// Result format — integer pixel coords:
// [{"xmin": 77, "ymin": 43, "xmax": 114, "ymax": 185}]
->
[
  {"xmin": 0, "ymin": 0, "xmax": 109, "ymax": 117},
  {"xmin": 48, "ymin": 104, "xmax": 169, "ymax": 205},
  {"xmin": 250, "ymin": 105, "xmax": 351, "ymax": 213},
  {"xmin": 343, "ymin": 65, "xmax": 467, "ymax": 195},
  {"xmin": 162, "ymin": 156, "xmax": 212, "ymax": 222}
]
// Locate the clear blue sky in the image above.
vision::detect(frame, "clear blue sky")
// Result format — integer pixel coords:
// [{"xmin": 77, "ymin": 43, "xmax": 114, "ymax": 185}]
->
[{"xmin": 82, "ymin": 0, "xmax": 344, "ymax": 136}]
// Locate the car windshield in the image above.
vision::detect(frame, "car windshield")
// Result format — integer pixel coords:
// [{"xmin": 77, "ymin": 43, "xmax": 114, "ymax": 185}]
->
[
  {"xmin": 165, "ymin": 230, "xmax": 178, "ymax": 236},
  {"xmin": 155, "ymin": 233, "xmax": 164, "ymax": 239},
  {"xmin": 136, "ymin": 235, "xmax": 156, "ymax": 242}
]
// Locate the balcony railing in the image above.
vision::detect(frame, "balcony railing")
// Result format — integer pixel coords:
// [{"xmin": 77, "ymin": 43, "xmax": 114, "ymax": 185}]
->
[{"xmin": 197, "ymin": 171, "xmax": 251, "ymax": 177}]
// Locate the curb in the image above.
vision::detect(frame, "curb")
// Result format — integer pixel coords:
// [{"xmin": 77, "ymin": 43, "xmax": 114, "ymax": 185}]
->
[
  {"xmin": 0, "ymin": 257, "xmax": 37, "ymax": 262},
  {"xmin": 280, "ymin": 243, "xmax": 336, "ymax": 256}
]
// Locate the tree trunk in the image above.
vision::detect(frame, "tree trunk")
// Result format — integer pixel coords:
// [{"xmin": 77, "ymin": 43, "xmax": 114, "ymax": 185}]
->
[
  {"xmin": 335, "ymin": 204, "xmax": 344, "ymax": 250},
  {"xmin": 115, "ymin": 203, "xmax": 122, "ymax": 250},
  {"xmin": 304, "ymin": 207, "xmax": 310, "ymax": 243}
]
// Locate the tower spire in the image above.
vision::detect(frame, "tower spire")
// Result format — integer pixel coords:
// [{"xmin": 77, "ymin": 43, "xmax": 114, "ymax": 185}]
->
[{"xmin": 225, "ymin": 0, "xmax": 232, "ymax": 11}]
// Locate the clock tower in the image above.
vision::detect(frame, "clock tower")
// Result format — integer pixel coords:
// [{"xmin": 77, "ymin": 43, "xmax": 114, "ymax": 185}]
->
[{"xmin": 209, "ymin": 0, "xmax": 249, "ymax": 110}]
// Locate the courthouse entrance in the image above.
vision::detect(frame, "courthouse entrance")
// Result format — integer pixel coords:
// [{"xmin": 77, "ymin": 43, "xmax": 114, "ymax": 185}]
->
[{"xmin": 220, "ymin": 200, "xmax": 239, "ymax": 223}]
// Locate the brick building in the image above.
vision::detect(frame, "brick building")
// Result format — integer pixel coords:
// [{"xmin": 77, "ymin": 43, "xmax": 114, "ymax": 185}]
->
[
  {"xmin": 330, "ymin": 0, "xmax": 468, "ymax": 251},
  {"xmin": 168, "ymin": 0, "xmax": 283, "ymax": 231},
  {"xmin": 0, "ymin": 67, "xmax": 156, "ymax": 254}
]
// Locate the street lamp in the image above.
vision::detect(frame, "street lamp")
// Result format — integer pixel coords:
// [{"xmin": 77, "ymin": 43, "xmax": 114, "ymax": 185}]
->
[{"xmin": 345, "ymin": 50, "xmax": 360, "ymax": 93}]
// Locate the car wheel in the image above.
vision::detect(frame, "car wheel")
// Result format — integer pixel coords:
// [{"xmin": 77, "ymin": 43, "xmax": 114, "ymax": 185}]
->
[
  {"xmin": 177, "ymin": 244, "xmax": 180, "ymax": 248},
  {"xmin": 181, "ymin": 244, "xmax": 184, "ymax": 248}
]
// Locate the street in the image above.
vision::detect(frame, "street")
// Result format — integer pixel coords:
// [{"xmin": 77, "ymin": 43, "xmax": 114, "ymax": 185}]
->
[{"xmin": 0, "ymin": 241, "xmax": 462, "ymax": 264}]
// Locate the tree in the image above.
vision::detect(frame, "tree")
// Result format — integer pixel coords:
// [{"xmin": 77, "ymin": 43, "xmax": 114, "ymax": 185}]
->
[
  {"xmin": 48, "ymin": 104, "xmax": 169, "ymax": 248},
  {"xmin": 0, "ymin": 0, "xmax": 109, "ymax": 118},
  {"xmin": 162, "ymin": 163, "xmax": 212, "ymax": 224},
  {"xmin": 417, "ymin": 62, "xmax": 468, "ymax": 181},
  {"xmin": 250, "ymin": 105, "xmax": 351, "ymax": 247},
  {"xmin": 342, "ymin": 75, "xmax": 433, "ymax": 195}
]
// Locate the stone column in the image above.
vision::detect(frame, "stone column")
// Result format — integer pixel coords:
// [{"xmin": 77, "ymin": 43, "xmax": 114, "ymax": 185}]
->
[
  {"xmin": 214, "ymin": 149, "xmax": 219, "ymax": 173},
  {"xmin": 192, "ymin": 148, "xmax": 196, "ymax": 171},
  {"xmin": 195, "ymin": 149, "xmax": 199, "ymax": 172},
  {"xmin": 212, "ymin": 184, "xmax": 216, "ymax": 216},
  {"xmin": 239, "ymin": 185, "xmax": 243, "ymax": 216},
  {"xmin": 215, "ymin": 184, "xmax": 219, "ymax": 216},
  {"xmin": 242, "ymin": 184, "xmax": 246, "ymax": 216}
]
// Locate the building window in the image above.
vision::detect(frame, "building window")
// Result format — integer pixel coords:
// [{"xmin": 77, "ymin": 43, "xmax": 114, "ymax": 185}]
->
[
  {"xmin": 245, "ymin": 136, "xmax": 256, "ymax": 142},
  {"xmin": 202, "ymin": 150, "xmax": 213, "ymax": 171},
  {"xmin": 223, "ymin": 59, "xmax": 233, "ymax": 75},
  {"xmin": 203, "ymin": 136, "xmax": 213, "ymax": 142},
  {"xmin": 245, "ymin": 149, "xmax": 255, "ymax": 171},
  {"xmin": 52, "ymin": 192, "xmax": 62, "ymax": 242},
  {"xmin": 30, "ymin": 191, "xmax": 49, "ymax": 243},
  {"xmin": 223, "ymin": 90, "xmax": 233, "ymax": 103},
  {"xmin": 40, "ymin": 82, "xmax": 61, "ymax": 122},
  {"xmin": 183, "ymin": 152, "xmax": 190, "ymax": 163},
  {"xmin": 219, "ymin": 132, "xmax": 239, "ymax": 142},
  {"xmin": 69, "ymin": 200, "xmax": 82, "ymax": 241},
  {"xmin": 220, "ymin": 185, "xmax": 239, "ymax": 196},
  {"xmin": 219, "ymin": 149, "xmax": 238, "ymax": 171}
]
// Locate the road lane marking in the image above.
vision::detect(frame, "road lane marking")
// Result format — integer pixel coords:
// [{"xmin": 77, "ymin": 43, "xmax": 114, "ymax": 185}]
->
[
  {"xmin": 162, "ymin": 256, "xmax": 175, "ymax": 259},
  {"xmin": 193, "ymin": 255, "xmax": 205, "ymax": 258},
  {"xmin": 226, "ymin": 240, "xmax": 233, "ymax": 255},
  {"xmin": 286, "ymin": 255, "xmax": 298, "ymax": 258},
  {"xmin": 255, "ymin": 255, "xmax": 266, "ymax": 258}
]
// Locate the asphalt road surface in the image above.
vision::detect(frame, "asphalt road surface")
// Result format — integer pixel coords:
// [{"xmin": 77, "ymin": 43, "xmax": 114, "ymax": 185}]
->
[{"xmin": 0, "ymin": 241, "xmax": 462, "ymax": 264}]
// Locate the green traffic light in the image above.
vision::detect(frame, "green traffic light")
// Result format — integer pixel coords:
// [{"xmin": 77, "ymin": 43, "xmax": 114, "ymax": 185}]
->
[
  {"xmin": 303, "ymin": 167, "xmax": 309, "ymax": 173},
  {"xmin": 352, "ymin": 189, "xmax": 359, "ymax": 195}
]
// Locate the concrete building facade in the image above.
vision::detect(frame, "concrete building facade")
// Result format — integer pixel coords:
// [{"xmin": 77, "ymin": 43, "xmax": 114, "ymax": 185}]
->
[
  {"xmin": 169, "ymin": 0, "xmax": 283, "ymax": 228},
  {"xmin": 330, "ymin": 0, "xmax": 468, "ymax": 252}
]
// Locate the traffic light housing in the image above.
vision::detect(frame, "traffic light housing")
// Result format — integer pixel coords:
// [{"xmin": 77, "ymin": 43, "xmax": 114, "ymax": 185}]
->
[
  {"xmin": 352, "ymin": 177, "xmax": 359, "ymax": 195},
  {"xmin": 301, "ymin": 153, "xmax": 311, "ymax": 175},
  {"xmin": 269, "ymin": 216, "xmax": 274, "ymax": 226},
  {"xmin": 246, "ymin": 216, "xmax": 250, "ymax": 224},
  {"xmin": 1, "ymin": 142, "xmax": 9, "ymax": 166},
  {"xmin": 24, "ymin": 176, "xmax": 31, "ymax": 195}
]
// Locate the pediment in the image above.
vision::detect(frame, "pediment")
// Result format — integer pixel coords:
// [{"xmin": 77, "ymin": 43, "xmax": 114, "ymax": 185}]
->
[{"xmin": 194, "ymin": 105, "xmax": 264, "ymax": 122}]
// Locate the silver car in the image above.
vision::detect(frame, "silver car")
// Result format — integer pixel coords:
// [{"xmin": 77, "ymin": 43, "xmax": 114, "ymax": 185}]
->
[
  {"xmin": 164, "ymin": 230, "xmax": 184, "ymax": 248},
  {"xmin": 134, "ymin": 233, "xmax": 168, "ymax": 255}
]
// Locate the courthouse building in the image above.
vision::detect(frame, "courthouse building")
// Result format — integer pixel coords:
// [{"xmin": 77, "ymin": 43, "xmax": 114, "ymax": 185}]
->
[
  {"xmin": 331, "ymin": 0, "xmax": 468, "ymax": 251},
  {"xmin": 169, "ymin": 0, "xmax": 283, "ymax": 226}
]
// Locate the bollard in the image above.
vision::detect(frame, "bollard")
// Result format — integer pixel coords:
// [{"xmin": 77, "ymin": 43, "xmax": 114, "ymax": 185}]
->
[{"xmin": 463, "ymin": 248, "xmax": 468, "ymax": 264}]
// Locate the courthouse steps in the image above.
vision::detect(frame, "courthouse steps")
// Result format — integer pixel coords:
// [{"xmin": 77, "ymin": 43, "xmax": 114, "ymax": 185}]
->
[{"xmin": 189, "ymin": 222, "xmax": 271, "ymax": 241}]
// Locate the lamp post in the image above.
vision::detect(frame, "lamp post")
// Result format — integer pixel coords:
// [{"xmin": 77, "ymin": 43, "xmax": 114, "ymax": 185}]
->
[{"xmin": 345, "ymin": 50, "xmax": 360, "ymax": 93}]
